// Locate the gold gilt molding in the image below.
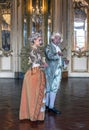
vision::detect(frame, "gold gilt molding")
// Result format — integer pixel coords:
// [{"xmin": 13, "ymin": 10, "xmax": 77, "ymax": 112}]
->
[
  {"xmin": 72, "ymin": 50, "xmax": 89, "ymax": 58},
  {"xmin": 0, "ymin": 48, "xmax": 13, "ymax": 57}
]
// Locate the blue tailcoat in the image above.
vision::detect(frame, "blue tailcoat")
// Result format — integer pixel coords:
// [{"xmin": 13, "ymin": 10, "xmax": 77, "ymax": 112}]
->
[{"xmin": 45, "ymin": 43, "xmax": 63, "ymax": 93}]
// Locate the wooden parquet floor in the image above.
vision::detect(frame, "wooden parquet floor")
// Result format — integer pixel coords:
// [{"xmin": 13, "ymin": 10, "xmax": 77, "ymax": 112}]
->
[{"xmin": 0, "ymin": 78, "xmax": 89, "ymax": 130}]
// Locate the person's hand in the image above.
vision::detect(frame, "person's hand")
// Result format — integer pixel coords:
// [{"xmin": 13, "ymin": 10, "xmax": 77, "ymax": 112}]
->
[
  {"xmin": 64, "ymin": 59, "xmax": 69, "ymax": 65},
  {"xmin": 58, "ymin": 51, "xmax": 63, "ymax": 56},
  {"xmin": 41, "ymin": 63, "xmax": 48, "ymax": 68},
  {"xmin": 43, "ymin": 63, "xmax": 48, "ymax": 68}
]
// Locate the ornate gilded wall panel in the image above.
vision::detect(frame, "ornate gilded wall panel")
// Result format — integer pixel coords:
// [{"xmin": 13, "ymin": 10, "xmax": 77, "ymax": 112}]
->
[{"xmin": 71, "ymin": 0, "xmax": 89, "ymax": 74}]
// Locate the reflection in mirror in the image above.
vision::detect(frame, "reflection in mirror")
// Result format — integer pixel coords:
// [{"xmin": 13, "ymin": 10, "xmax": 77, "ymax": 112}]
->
[
  {"xmin": 23, "ymin": 0, "xmax": 27, "ymax": 46},
  {"xmin": 74, "ymin": 20, "xmax": 87, "ymax": 51},
  {"xmin": 2, "ymin": 13, "xmax": 11, "ymax": 51},
  {"xmin": 73, "ymin": 0, "xmax": 88, "ymax": 51},
  {"xmin": 23, "ymin": 17, "xmax": 27, "ymax": 46},
  {"xmin": 0, "ymin": 2, "xmax": 11, "ymax": 51},
  {"xmin": 31, "ymin": 0, "xmax": 43, "ymax": 33}
]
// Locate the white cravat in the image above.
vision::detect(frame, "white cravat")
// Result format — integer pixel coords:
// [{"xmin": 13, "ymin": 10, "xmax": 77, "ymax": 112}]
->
[
  {"xmin": 52, "ymin": 43, "xmax": 61, "ymax": 53},
  {"xmin": 52, "ymin": 43, "xmax": 62, "ymax": 66}
]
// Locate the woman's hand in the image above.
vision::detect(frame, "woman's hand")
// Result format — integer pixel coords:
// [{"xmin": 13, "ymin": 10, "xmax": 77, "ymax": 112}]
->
[{"xmin": 41, "ymin": 63, "xmax": 48, "ymax": 68}]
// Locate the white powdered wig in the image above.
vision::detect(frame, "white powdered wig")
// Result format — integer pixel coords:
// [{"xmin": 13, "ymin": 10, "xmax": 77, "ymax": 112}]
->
[{"xmin": 51, "ymin": 32, "xmax": 63, "ymax": 43}]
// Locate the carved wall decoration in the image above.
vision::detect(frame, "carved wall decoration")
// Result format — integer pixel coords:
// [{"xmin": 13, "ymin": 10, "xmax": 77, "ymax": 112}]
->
[
  {"xmin": 0, "ymin": 48, "xmax": 13, "ymax": 57},
  {"xmin": 72, "ymin": 49, "xmax": 89, "ymax": 57}
]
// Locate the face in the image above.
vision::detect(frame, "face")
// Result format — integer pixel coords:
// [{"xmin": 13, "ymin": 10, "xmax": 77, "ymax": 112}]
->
[
  {"xmin": 34, "ymin": 36, "xmax": 43, "ymax": 47},
  {"xmin": 53, "ymin": 35, "xmax": 61, "ymax": 45}
]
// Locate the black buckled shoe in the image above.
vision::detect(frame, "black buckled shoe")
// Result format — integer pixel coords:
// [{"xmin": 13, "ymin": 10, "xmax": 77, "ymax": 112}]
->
[
  {"xmin": 46, "ymin": 106, "xmax": 49, "ymax": 110},
  {"xmin": 48, "ymin": 107, "xmax": 61, "ymax": 115}
]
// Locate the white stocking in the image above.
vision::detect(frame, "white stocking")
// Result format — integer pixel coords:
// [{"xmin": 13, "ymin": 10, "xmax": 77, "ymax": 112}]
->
[
  {"xmin": 46, "ymin": 93, "xmax": 50, "ymax": 107},
  {"xmin": 49, "ymin": 92, "xmax": 56, "ymax": 109}
]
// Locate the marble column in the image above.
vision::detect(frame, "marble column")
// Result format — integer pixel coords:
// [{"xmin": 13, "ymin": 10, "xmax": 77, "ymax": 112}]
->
[
  {"xmin": 12, "ymin": 0, "xmax": 23, "ymax": 78},
  {"xmin": 0, "ymin": 14, "xmax": 2, "ymax": 49},
  {"xmin": 42, "ymin": 0, "xmax": 48, "ymax": 44},
  {"xmin": 52, "ymin": 0, "xmax": 62, "ymax": 33}
]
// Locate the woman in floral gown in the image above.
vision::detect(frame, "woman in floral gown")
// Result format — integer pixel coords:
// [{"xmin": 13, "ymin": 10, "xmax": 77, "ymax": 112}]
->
[{"xmin": 19, "ymin": 32, "xmax": 48, "ymax": 121}]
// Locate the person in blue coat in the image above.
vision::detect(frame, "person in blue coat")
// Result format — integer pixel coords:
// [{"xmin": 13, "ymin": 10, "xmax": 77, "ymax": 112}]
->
[{"xmin": 45, "ymin": 32, "xmax": 63, "ymax": 114}]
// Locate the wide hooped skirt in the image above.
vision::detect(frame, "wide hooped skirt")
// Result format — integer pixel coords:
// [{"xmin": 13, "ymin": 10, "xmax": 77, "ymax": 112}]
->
[{"xmin": 19, "ymin": 67, "xmax": 46, "ymax": 121}]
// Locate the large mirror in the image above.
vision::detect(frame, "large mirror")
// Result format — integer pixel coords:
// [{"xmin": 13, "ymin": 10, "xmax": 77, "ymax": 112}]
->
[
  {"xmin": 73, "ymin": 0, "xmax": 88, "ymax": 52},
  {"xmin": 0, "ymin": 1, "xmax": 11, "ymax": 51}
]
